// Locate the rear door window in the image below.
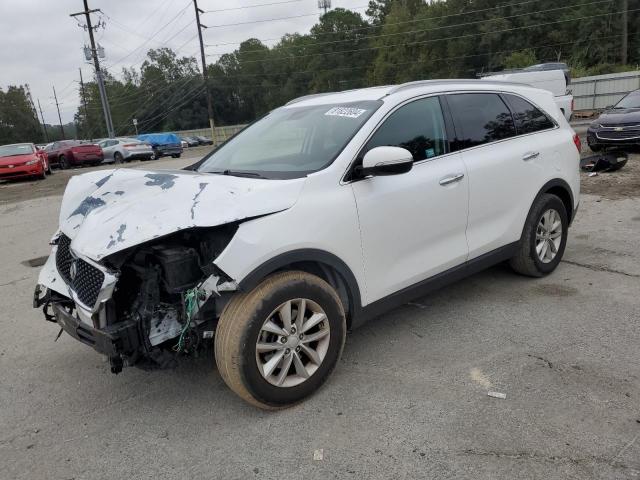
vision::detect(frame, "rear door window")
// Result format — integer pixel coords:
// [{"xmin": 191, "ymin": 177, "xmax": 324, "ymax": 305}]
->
[
  {"xmin": 446, "ymin": 93, "xmax": 516, "ymax": 149},
  {"xmin": 364, "ymin": 96, "xmax": 448, "ymax": 162},
  {"xmin": 503, "ymin": 94, "xmax": 556, "ymax": 134}
]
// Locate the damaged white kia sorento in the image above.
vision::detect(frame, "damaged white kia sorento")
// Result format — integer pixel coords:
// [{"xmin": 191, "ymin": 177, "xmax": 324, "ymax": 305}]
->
[{"xmin": 34, "ymin": 80, "xmax": 580, "ymax": 408}]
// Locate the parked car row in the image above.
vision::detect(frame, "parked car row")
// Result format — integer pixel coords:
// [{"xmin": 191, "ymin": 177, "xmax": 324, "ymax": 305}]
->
[
  {"xmin": 180, "ymin": 135, "xmax": 213, "ymax": 147},
  {"xmin": 1, "ymin": 131, "xmax": 218, "ymax": 183}
]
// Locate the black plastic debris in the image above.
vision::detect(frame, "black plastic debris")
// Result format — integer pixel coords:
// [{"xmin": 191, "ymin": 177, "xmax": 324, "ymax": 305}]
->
[{"xmin": 580, "ymin": 150, "xmax": 629, "ymax": 173}]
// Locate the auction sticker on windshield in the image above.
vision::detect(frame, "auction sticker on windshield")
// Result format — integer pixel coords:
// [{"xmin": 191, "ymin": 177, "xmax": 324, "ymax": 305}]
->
[{"xmin": 325, "ymin": 107, "xmax": 367, "ymax": 118}]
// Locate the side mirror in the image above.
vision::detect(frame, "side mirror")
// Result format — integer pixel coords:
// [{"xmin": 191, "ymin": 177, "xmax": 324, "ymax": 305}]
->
[{"xmin": 359, "ymin": 146, "xmax": 413, "ymax": 177}]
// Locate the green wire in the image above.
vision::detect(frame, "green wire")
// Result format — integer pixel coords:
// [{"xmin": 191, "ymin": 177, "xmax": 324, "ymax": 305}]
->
[{"xmin": 174, "ymin": 287, "xmax": 200, "ymax": 353}]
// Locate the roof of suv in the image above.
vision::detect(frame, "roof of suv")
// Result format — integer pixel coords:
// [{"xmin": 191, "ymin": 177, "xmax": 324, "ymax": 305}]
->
[{"xmin": 285, "ymin": 79, "xmax": 540, "ymax": 107}]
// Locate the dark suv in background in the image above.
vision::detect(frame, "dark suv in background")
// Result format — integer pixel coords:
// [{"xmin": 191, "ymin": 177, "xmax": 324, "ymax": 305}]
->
[{"xmin": 587, "ymin": 89, "xmax": 640, "ymax": 152}]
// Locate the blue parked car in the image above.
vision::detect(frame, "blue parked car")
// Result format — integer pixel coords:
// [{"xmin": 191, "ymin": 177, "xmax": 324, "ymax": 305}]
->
[{"xmin": 137, "ymin": 133, "xmax": 183, "ymax": 159}]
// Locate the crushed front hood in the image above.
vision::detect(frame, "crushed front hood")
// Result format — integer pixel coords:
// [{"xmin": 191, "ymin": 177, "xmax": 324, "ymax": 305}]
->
[{"xmin": 59, "ymin": 168, "xmax": 305, "ymax": 261}]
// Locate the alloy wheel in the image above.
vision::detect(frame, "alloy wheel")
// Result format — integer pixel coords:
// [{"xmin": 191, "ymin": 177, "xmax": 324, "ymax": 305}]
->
[
  {"xmin": 255, "ymin": 298, "xmax": 330, "ymax": 387},
  {"xmin": 536, "ymin": 208, "xmax": 562, "ymax": 263}
]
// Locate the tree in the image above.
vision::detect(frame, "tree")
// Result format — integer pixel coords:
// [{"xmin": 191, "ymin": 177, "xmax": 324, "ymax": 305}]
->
[{"xmin": 0, "ymin": 85, "xmax": 42, "ymax": 144}]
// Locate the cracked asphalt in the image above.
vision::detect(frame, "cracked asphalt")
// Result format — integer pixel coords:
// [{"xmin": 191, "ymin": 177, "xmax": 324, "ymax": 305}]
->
[{"xmin": 1, "ymin": 151, "xmax": 639, "ymax": 479}]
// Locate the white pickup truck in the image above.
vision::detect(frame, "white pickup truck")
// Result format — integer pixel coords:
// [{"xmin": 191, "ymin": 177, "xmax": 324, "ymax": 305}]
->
[{"xmin": 482, "ymin": 69, "xmax": 573, "ymax": 121}]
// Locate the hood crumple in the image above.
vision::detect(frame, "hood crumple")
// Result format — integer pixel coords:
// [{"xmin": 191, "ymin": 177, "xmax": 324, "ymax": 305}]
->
[{"xmin": 59, "ymin": 168, "xmax": 306, "ymax": 261}]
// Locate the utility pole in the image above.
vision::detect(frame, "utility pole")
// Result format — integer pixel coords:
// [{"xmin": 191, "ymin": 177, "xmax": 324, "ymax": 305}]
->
[
  {"xmin": 318, "ymin": 0, "xmax": 331, "ymax": 15},
  {"xmin": 621, "ymin": 0, "xmax": 628, "ymax": 64},
  {"xmin": 37, "ymin": 99, "xmax": 49, "ymax": 143},
  {"xmin": 79, "ymin": 68, "xmax": 91, "ymax": 138},
  {"xmin": 193, "ymin": 0, "xmax": 216, "ymax": 142},
  {"xmin": 52, "ymin": 86, "xmax": 65, "ymax": 139},
  {"xmin": 70, "ymin": 0, "xmax": 115, "ymax": 138},
  {"xmin": 25, "ymin": 85, "xmax": 44, "ymax": 142}
]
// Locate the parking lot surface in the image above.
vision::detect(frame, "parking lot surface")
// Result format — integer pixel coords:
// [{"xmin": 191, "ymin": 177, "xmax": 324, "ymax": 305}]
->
[{"xmin": 1, "ymin": 149, "xmax": 639, "ymax": 479}]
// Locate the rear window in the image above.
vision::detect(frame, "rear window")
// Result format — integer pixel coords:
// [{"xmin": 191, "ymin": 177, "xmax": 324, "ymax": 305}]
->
[
  {"xmin": 503, "ymin": 94, "xmax": 555, "ymax": 134},
  {"xmin": 447, "ymin": 93, "xmax": 516, "ymax": 149}
]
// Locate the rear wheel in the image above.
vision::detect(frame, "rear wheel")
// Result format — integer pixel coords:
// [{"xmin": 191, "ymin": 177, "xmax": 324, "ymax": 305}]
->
[
  {"xmin": 59, "ymin": 155, "xmax": 69, "ymax": 169},
  {"xmin": 215, "ymin": 271, "xmax": 346, "ymax": 409},
  {"xmin": 114, "ymin": 152, "xmax": 123, "ymax": 164},
  {"xmin": 510, "ymin": 193, "xmax": 568, "ymax": 277}
]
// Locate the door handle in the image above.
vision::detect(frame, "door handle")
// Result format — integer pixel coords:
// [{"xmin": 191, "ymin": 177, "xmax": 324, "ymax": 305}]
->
[
  {"xmin": 439, "ymin": 173, "xmax": 465, "ymax": 186},
  {"xmin": 522, "ymin": 151, "xmax": 540, "ymax": 161}
]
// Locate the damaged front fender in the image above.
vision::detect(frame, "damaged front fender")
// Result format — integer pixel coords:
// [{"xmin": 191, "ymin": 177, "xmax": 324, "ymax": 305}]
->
[{"xmin": 58, "ymin": 168, "xmax": 306, "ymax": 262}]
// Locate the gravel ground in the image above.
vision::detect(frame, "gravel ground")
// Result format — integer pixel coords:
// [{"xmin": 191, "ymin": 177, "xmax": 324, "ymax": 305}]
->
[{"xmin": 0, "ymin": 144, "xmax": 639, "ymax": 479}]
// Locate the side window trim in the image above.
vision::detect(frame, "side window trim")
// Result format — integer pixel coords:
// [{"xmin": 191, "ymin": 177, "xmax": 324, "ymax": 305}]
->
[
  {"xmin": 343, "ymin": 94, "xmax": 454, "ymax": 182},
  {"xmin": 444, "ymin": 91, "xmax": 559, "ymax": 154}
]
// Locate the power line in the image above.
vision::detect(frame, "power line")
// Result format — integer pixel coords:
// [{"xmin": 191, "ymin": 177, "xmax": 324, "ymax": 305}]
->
[
  {"xmin": 205, "ymin": 6, "xmax": 632, "ymax": 69},
  {"xmin": 202, "ymin": 5, "xmax": 368, "ymax": 28},
  {"xmin": 204, "ymin": 0, "xmax": 304, "ymax": 12},
  {"xmin": 207, "ymin": 30, "xmax": 636, "ymax": 80},
  {"xmin": 206, "ymin": 0, "xmax": 614, "ymax": 57},
  {"xmin": 102, "ymin": 1, "xmax": 191, "ymax": 70},
  {"xmin": 204, "ymin": 0, "xmax": 546, "ymax": 47}
]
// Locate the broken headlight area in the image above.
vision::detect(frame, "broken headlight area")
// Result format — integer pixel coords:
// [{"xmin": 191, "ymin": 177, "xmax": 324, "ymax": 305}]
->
[{"xmin": 45, "ymin": 225, "xmax": 239, "ymax": 374}]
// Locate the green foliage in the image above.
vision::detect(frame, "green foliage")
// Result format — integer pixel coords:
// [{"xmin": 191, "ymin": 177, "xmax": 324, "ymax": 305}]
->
[
  {"xmin": 0, "ymin": 86, "xmax": 42, "ymax": 144},
  {"xmin": 3, "ymin": 1, "xmax": 640, "ymax": 142},
  {"xmin": 503, "ymin": 49, "xmax": 538, "ymax": 69}
]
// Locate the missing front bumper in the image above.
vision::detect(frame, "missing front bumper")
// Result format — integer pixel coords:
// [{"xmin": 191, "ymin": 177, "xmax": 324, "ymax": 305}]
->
[{"xmin": 50, "ymin": 300, "xmax": 140, "ymax": 357}]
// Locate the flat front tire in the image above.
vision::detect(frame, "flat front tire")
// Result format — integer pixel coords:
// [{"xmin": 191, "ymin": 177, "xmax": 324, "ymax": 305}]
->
[
  {"xmin": 215, "ymin": 271, "xmax": 346, "ymax": 409},
  {"xmin": 510, "ymin": 193, "xmax": 569, "ymax": 277}
]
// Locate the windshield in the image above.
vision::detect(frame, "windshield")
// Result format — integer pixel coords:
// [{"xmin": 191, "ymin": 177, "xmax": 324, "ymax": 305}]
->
[
  {"xmin": 198, "ymin": 100, "xmax": 382, "ymax": 179},
  {"xmin": 614, "ymin": 92, "xmax": 640, "ymax": 109},
  {"xmin": 0, "ymin": 143, "xmax": 34, "ymax": 158}
]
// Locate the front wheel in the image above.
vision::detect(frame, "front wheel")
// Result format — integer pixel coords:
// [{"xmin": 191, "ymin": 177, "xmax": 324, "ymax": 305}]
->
[
  {"xmin": 510, "ymin": 193, "xmax": 568, "ymax": 277},
  {"xmin": 171, "ymin": 153, "xmax": 181, "ymax": 158},
  {"xmin": 215, "ymin": 271, "xmax": 346, "ymax": 409}
]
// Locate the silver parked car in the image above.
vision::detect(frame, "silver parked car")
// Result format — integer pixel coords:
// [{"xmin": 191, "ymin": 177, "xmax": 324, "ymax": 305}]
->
[{"xmin": 98, "ymin": 138, "xmax": 154, "ymax": 164}]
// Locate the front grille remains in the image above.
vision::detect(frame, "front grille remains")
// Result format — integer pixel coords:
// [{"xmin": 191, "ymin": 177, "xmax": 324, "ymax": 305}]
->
[
  {"xmin": 596, "ymin": 129, "xmax": 640, "ymax": 140},
  {"xmin": 56, "ymin": 234, "xmax": 105, "ymax": 307}
]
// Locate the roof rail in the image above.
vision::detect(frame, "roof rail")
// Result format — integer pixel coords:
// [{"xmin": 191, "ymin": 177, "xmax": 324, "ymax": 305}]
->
[
  {"xmin": 285, "ymin": 92, "xmax": 336, "ymax": 106},
  {"xmin": 385, "ymin": 78, "xmax": 535, "ymax": 96}
]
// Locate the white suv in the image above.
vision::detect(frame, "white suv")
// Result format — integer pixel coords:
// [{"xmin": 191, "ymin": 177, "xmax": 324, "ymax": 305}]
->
[{"xmin": 34, "ymin": 80, "xmax": 581, "ymax": 408}]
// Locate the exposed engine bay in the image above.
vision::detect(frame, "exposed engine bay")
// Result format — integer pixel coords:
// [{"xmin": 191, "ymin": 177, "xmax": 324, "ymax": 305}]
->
[{"xmin": 36, "ymin": 224, "xmax": 239, "ymax": 374}]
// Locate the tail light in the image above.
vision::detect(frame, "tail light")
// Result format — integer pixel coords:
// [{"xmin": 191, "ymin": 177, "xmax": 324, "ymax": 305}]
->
[
  {"xmin": 123, "ymin": 144, "xmax": 138, "ymax": 148},
  {"xmin": 572, "ymin": 133, "xmax": 581, "ymax": 152}
]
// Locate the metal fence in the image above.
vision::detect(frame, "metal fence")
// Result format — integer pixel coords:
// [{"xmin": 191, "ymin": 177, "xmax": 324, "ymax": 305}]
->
[
  {"xmin": 572, "ymin": 71, "xmax": 640, "ymax": 111},
  {"xmin": 174, "ymin": 124, "xmax": 247, "ymax": 146}
]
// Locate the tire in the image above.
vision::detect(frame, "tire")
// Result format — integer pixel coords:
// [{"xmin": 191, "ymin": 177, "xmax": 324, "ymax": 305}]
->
[
  {"xmin": 38, "ymin": 161, "xmax": 47, "ymax": 180},
  {"xmin": 510, "ymin": 193, "xmax": 569, "ymax": 277},
  {"xmin": 59, "ymin": 155, "xmax": 69, "ymax": 169},
  {"xmin": 114, "ymin": 152, "xmax": 123, "ymax": 164},
  {"xmin": 215, "ymin": 271, "xmax": 346, "ymax": 409},
  {"xmin": 171, "ymin": 154, "xmax": 181, "ymax": 158}
]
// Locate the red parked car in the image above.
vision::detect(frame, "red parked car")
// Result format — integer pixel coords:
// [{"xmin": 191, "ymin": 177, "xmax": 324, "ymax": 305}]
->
[
  {"xmin": 0, "ymin": 143, "xmax": 50, "ymax": 181},
  {"xmin": 44, "ymin": 140, "xmax": 103, "ymax": 169}
]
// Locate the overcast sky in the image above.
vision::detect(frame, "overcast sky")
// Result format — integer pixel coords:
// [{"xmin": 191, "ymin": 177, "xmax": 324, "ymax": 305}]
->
[{"xmin": 0, "ymin": 0, "xmax": 368, "ymax": 124}]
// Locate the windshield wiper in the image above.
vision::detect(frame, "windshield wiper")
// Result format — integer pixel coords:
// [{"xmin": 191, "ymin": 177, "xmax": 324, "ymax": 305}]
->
[{"xmin": 209, "ymin": 169, "xmax": 266, "ymax": 178}]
